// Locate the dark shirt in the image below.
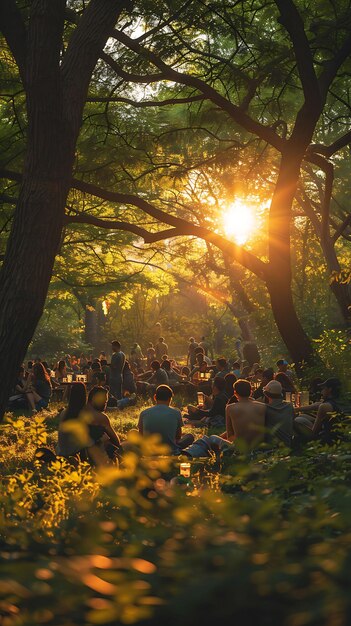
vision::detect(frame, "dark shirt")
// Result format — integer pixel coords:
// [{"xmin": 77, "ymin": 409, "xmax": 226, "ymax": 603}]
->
[
  {"xmin": 198, "ymin": 391, "xmax": 228, "ymax": 418},
  {"xmin": 148, "ymin": 368, "xmax": 169, "ymax": 385},
  {"xmin": 35, "ymin": 379, "xmax": 52, "ymax": 401},
  {"xmin": 110, "ymin": 351, "xmax": 126, "ymax": 379},
  {"xmin": 123, "ymin": 369, "xmax": 137, "ymax": 393}
]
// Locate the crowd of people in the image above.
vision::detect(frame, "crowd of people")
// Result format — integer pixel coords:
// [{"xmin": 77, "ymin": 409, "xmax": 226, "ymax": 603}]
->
[{"xmin": 10, "ymin": 335, "xmax": 343, "ymax": 466}]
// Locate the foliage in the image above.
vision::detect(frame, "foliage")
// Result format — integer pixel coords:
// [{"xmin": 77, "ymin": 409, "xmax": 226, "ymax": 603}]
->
[
  {"xmin": 314, "ymin": 329, "xmax": 351, "ymax": 392},
  {"xmin": 1, "ymin": 410, "xmax": 351, "ymax": 625}
]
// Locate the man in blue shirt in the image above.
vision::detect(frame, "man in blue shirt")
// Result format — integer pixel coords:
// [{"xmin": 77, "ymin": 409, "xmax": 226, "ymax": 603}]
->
[{"xmin": 138, "ymin": 385, "xmax": 194, "ymax": 454}]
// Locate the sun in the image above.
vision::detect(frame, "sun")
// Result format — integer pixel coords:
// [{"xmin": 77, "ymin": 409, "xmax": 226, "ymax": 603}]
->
[{"xmin": 222, "ymin": 199, "xmax": 255, "ymax": 245}]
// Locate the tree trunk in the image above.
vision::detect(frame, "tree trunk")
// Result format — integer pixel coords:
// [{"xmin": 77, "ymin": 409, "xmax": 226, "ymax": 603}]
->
[
  {"xmin": 267, "ymin": 151, "xmax": 315, "ymax": 367},
  {"xmin": 0, "ymin": 2, "xmax": 74, "ymax": 417},
  {"xmin": 330, "ymin": 280, "xmax": 351, "ymax": 325},
  {"xmin": 0, "ymin": 1, "xmax": 126, "ymax": 420},
  {"xmin": 321, "ymin": 238, "xmax": 351, "ymax": 325},
  {"xmin": 267, "ymin": 274, "xmax": 314, "ymax": 367}
]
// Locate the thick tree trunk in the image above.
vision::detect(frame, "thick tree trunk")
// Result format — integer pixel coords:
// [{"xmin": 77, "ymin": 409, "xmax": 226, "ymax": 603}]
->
[
  {"xmin": 0, "ymin": 1, "xmax": 126, "ymax": 420},
  {"xmin": 267, "ymin": 151, "xmax": 315, "ymax": 367},
  {"xmin": 0, "ymin": 2, "xmax": 73, "ymax": 416},
  {"xmin": 267, "ymin": 276, "xmax": 315, "ymax": 367}
]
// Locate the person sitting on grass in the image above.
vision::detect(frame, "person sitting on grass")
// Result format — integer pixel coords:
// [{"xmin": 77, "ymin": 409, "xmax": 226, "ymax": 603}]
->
[
  {"xmin": 294, "ymin": 377, "xmax": 342, "ymax": 442},
  {"xmin": 275, "ymin": 371, "xmax": 296, "ymax": 396},
  {"xmin": 263, "ymin": 380, "xmax": 294, "ymax": 446},
  {"xmin": 182, "ymin": 379, "xmax": 266, "ymax": 458},
  {"xmin": 214, "ymin": 357, "xmax": 230, "ymax": 378},
  {"xmin": 146, "ymin": 360, "xmax": 169, "ymax": 386},
  {"xmin": 54, "ymin": 359, "xmax": 67, "ymax": 382},
  {"xmin": 138, "ymin": 385, "xmax": 194, "ymax": 454},
  {"xmin": 225, "ymin": 379, "xmax": 266, "ymax": 446},
  {"xmin": 253, "ymin": 368, "xmax": 274, "ymax": 402},
  {"xmin": 194, "ymin": 345, "xmax": 212, "ymax": 366},
  {"xmin": 57, "ymin": 382, "xmax": 111, "ymax": 465},
  {"xmin": 231, "ymin": 361, "xmax": 241, "ymax": 378},
  {"xmin": 185, "ymin": 376, "xmax": 228, "ymax": 427},
  {"xmin": 87, "ymin": 386, "xmax": 122, "ymax": 459},
  {"xmin": 224, "ymin": 372, "xmax": 238, "ymax": 404},
  {"xmin": 161, "ymin": 359, "xmax": 185, "ymax": 387},
  {"xmin": 7, "ymin": 366, "xmax": 29, "ymax": 410},
  {"xmin": 276, "ymin": 359, "xmax": 294, "ymax": 382},
  {"xmin": 25, "ymin": 362, "xmax": 52, "ymax": 414}
]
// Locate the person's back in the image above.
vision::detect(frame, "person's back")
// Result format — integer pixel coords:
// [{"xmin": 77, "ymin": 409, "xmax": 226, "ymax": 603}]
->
[
  {"xmin": 138, "ymin": 385, "xmax": 183, "ymax": 453},
  {"xmin": 263, "ymin": 381, "xmax": 294, "ymax": 445},
  {"xmin": 226, "ymin": 379, "xmax": 266, "ymax": 447}
]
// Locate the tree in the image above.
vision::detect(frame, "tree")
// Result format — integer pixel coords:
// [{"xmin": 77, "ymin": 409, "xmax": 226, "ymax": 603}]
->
[{"xmin": 1, "ymin": 0, "xmax": 351, "ymax": 418}]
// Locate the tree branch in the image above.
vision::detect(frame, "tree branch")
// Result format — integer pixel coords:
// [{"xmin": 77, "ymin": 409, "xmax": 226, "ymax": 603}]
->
[
  {"xmin": 100, "ymin": 50, "xmax": 165, "ymax": 84},
  {"xmin": 64, "ymin": 212, "xmax": 178, "ymax": 243},
  {"xmin": 61, "ymin": 1, "xmax": 131, "ymax": 114},
  {"xmin": 308, "ymin": 129, "xmax": 351, "ymax": 158},
  {"xmin": 319, "ymin": 33, "xmax": 351, "ymax": 96},
  {"xmin": 332, "ymin": 213, "xmax": 351, "ymax": 243},
  {"xmin": 110, "ymin": 29, "xmax": 285, "ymax": 151},
  {"xmin": 86, "ymin": 94, "xmax": 205, "ymax": 107},
  {"xmin": 274, "ymin": 0, "xmax": 320, "ymax": 107},
  {"xmin": 0, "ymin": 166, "xmax": 269, "ymax": 280}
]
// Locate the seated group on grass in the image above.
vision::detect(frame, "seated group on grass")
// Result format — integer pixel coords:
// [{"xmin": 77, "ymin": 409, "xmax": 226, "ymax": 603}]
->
[{"xmin": 53, "ymin": 373, "xmax": 342, "ymax": 466}]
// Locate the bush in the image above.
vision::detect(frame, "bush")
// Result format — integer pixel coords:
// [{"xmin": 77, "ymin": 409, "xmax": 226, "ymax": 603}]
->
[{"xmin": 1, "ymin": 414, "xmax": 351, "ymax": 625}]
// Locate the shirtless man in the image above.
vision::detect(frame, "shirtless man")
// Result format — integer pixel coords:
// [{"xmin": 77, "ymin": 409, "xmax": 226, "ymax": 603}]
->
[
  {"xmin": 226, "ymin": 379, "xmax": 266, "ymax": 447},
  {"xmin": 183, "ymin": 378, "xmax": 266, "ymax": 458}
]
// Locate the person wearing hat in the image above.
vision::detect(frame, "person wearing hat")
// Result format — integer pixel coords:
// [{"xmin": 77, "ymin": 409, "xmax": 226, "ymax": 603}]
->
[
  {"xmin": 294, "ymin": 377, "xmax": 341, "ymax": 441},
  {"xmin": 276, "ymin": 359, "xmax": 294, "ymax": 382},
  {"xmin": 263, "ymin": 380, "xmax": 295, "ymax": 446}
]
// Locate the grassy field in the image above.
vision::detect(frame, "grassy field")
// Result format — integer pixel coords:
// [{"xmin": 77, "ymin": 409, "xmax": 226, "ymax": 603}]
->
[{"xmin": 1, "ymin": 404, "xmax": 351, "ymax": 626}]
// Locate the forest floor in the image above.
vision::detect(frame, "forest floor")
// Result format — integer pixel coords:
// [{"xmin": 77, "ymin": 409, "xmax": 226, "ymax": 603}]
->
[{"xmin": 1, "ymin": 403, "xmax": 351, "ymax": 626}]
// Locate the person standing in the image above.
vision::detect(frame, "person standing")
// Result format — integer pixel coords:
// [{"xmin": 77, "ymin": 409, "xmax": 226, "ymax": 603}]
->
[
  {"xmin": 187, "ymin": 337, "xmax": 198, "ymax": 368},
  {"xmin": 155, "ymin": 337, "xmax": 168, "ymax": 362},
  {"xmin": 199, "ymin": 336, "xmax": 211, "ymax": 357},
  {"xmin": 109, "ymin": 340, "xmax": 125, "ymax": 400}
]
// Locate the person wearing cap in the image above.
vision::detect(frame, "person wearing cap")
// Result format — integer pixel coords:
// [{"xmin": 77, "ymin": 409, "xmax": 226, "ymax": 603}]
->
[
  {"xmin": 263, "ymin": 380, "xmax": 294, "ymax": 446},
  {"xmin": 294, "ymin": 377, "xmax": 342, "ymax": 441},
  {"xmin": 276, "ymin": 359, "xmax": 294, "ymax": 382}
]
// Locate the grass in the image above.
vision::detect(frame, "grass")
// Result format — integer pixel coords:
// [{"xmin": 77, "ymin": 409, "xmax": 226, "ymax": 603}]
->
[{"xmin": 1, "ymin": 403, "xmax": 351, "ymax": 626}]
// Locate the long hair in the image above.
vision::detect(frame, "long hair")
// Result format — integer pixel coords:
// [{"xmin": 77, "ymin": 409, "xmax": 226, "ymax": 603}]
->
[
  {"xmin": 57, "ymin": 360, "xmax": 66, "ymax": 373},
  {"xmin": 63, "ymin": 382, "xmax": 87, "ymax": 421},
  {"xmin": 33, "ymin": 362, "xmax": 51, "ymax": 385}
]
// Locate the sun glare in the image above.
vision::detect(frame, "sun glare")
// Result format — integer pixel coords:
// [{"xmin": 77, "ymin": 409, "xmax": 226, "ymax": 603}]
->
[{"xmin": 222, "ymin": 200, "xmax": 255, "ymax": 245}]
